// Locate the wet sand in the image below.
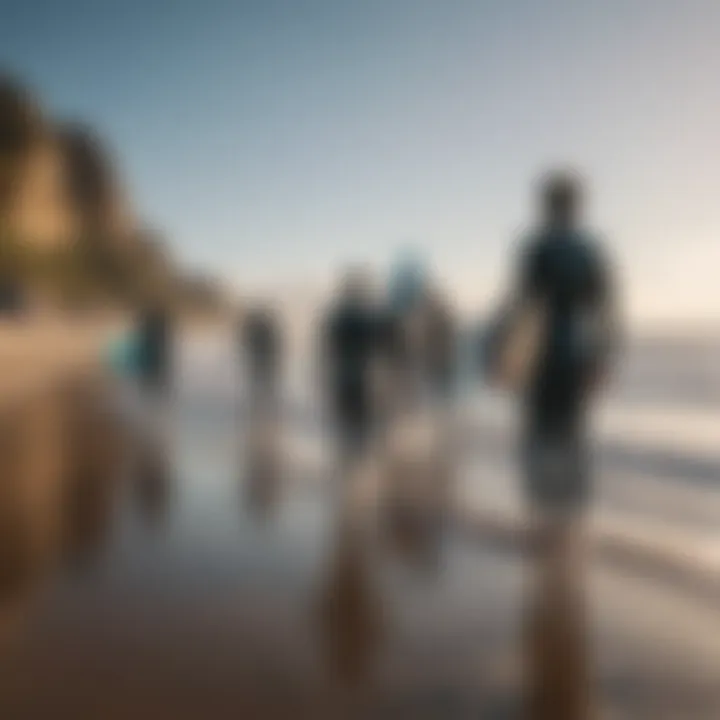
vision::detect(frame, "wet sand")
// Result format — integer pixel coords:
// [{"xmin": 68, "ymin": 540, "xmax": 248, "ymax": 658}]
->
[{"xmin": 0, "ymin": 334, "xmax": 719, "ymax": 719}]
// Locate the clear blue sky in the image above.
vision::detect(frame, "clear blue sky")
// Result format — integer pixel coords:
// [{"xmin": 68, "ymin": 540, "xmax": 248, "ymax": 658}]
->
[{"xmin": 2, "ymin": 0, "xmax": 719, "ymax": 324}]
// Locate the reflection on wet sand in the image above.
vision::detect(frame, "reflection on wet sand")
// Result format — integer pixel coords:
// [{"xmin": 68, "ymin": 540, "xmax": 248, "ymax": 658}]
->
[
  {"xmin": 242, "ymin": 411, "xmax": 283, "ymax": 521},
  {"xmin": 524, "ymin": 519, "xmax": 591, "ymax": 720},
  {"xmin": 0, "ymin": 366, "xmax": 597, "ymax": 720},
  {"xmin": 382, "ymin": 497, "xmax": 446, "ymax": 574},
  {"xmin": 134, "ymin": 442, "xmax": 172, "ymax": 529},
  {"xmin": 130, "ymin": 387, "xmax": 174, "ymax": 529},
  {"xmin": 0, "ymin": 378, "xmax": 128, "ymax": 648},
  {"xmin": 381, "ymin": 411, "xmax": 456, "ymax": 574},
  {"xmin": 0, "ymin": 393, "xmax": 69, "ymax": 605},
  {"xmin": 314, "ymin": 502, "xmax": 385, "ymax": 694},
  {"xmin": 62, "ymin": 383, "xmax": 127, "ymax": 568},
  {"xmin": 0, "ymin": 417, "xmax": 38, "ymax": 605},
  {"xmin": 5, "ymin": 382, "xmax": 126, "ymax": 561},
  {"xmin": 243, "ymin": 454, "xmax": 282, "ymax": 521},
  {"xmin": 1, "ymin": 336, "xmax": 718, "ymax": 718},
  {"xmin": 61, "ymin": 454, "xmax": 119, "ymax": 569}
]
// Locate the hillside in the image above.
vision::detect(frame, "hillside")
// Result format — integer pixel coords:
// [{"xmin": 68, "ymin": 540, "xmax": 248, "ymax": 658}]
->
[{"xmin": 0, "ymin": 73, "xmax": 225, "ymax": 313}]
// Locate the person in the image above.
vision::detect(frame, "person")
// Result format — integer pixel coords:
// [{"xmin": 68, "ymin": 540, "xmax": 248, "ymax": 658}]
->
[
  {"xmin": 137, "ymin": 303, "xmax": 172, "ymax": 395},
  {"xmin": 133, "ymin": 304, "xmax": 173, "ymax": 453},
  {"xmin": 240, "ymin": 304, "xmax": 282, "ymax": 411},
  {"xmin": 512, "ymin": 171, "xmax": 618, "ymax": 515},
  {"xmin": 380, "ymin": 255, "xmax": 433, "ymax": 418},
  {"xmin": 387, "ymin": 250, "xmax": 427, "ymax": 317},
  {"xmin": 421, "ymin": 286, "xmax": 457, "ymax": 405},
  {"xmin": 239, "ymin": 305, "xmax": 283, "ymax": 501},
  {"xmin": 493, "ymin": 170, "xmax": 619, "ymax": 718},
  {"xmin": 322, "ymin": 269, "xmax": 381, "ymax": 470}
]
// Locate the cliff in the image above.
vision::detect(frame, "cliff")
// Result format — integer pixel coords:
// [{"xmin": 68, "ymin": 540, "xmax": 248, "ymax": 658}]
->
[
  {"xmin": 0, "ymin": 73, "xmax": 224, "ymax": 313},
  {"xmin": 0, "ymin": 76, "xmax": 75, "ymax": 249},
  {"xmin": 57, "ymin": 122, "xmax": 135, "ymax": 244}
]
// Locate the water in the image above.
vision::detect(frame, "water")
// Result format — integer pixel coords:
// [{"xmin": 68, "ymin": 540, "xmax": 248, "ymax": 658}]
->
[{"xmin": 0, "ymin": 332, "xmax": 719, "ymax": 718}]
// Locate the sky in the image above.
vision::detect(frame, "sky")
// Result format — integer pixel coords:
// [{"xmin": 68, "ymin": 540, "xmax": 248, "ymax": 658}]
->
[{"xmin": 2, "ymin": 0, "xmax": 720, "ymax": 327}]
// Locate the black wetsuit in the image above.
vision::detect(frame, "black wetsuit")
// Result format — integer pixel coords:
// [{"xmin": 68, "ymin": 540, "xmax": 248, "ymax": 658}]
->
[
  {"xmin": 517, "ymin": 228, "xmax": 614, "ymax": 510},
  {"xmin": 325, "ymin": 302, "xmax": 380, "ymax": 453},
  {"xmin": 376, "ymin": 309, "xmax": 408, "ymax": 380},
  {"xmin": 137, "ymin": 310, "xmax": 171, "ymax": 392},
  {"xmin": 242, "ymin": 311, "xmax": 281, "ymax": 390}
]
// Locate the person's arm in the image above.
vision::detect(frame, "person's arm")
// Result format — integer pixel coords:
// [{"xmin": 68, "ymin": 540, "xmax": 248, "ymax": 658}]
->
[
  {"xmin": 482, "ymin": 237, "xmax": 541, "ymax": 383},
  {"xmin": 587, "ymin": 241, "xmax": 622, "ymax": 392}
]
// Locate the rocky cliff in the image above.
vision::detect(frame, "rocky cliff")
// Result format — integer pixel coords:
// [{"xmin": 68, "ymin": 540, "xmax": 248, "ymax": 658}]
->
[
  {"xmin": 0, "ymin": 74, "xmax": 224, "ymax": 312},
  {"xmin": 0, "ymin": 76, "xmax": 75, "ymax": 249}
]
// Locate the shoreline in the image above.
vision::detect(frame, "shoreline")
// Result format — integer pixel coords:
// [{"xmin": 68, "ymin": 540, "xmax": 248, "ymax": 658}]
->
[{"xmin": 0, "ymin": 316, "xmax": 128, "ymax": 411}]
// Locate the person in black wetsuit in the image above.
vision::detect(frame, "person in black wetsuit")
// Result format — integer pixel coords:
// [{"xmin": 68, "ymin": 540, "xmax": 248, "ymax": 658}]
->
[
  {"xmin": 241, "ymin": 305, "xmax": 282, "ymax": 409},
  {"xmin": 239, "ymin": 305, "xmax": 283, "ymax": 497},
  {"xmin": 322, "ymin": 270, "xmax": 381, "ymax": 467},
  {"xmin": 503, "ymin": 171, "xmax": 619, "ymax": 718},
  {"xmin": 137, "ymin": 304, "xmax": 172, "ymax": 394},
  {"xmin": 514, "ymin": 172, "xmax": 618, "ymax": 516}
]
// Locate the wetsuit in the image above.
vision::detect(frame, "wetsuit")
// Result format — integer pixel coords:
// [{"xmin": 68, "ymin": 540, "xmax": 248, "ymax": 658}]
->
[
  {"xmin": 242, "ymin": 311, "xmax": 281, "ymax": 393},
  {"xmin": 325, "ymin": 301, "xmax": 379, "ymax": 456},
  {"xmin": 137, "ymin": 310, "xmax": 171, "ymax": 393},
  {"xmin": 517, "ymin": 228, "xmax": 615, "ymax": 512}
]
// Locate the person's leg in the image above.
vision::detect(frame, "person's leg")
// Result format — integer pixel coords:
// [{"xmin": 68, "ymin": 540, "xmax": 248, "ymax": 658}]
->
[{"xmin": 332, "ymin": 383, "xmax": 361, "ymax": 492}]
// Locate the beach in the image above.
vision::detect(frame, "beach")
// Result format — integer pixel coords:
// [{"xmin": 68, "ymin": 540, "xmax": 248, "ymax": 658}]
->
[{"xmin": 0, "ymin": 329, "xmax": 718, "ymax": 718}]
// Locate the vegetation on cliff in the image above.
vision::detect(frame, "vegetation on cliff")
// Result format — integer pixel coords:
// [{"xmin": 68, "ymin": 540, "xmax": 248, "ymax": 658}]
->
[{"xmin": 0, "ymin": 73, "xmax": 225, "ymax": 313}]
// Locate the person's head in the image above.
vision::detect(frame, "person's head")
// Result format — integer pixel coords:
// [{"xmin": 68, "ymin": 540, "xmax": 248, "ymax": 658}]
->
[
  {"xmin": 389, "ymin": 250, "xmax": 428, "ymax": 313},
  {"xmin": 338, "ymin": 265, "xmax": 373, "ymax": 306},
  {"xmin": 538, "ymin": 169, "xmax": 584, "ymax": 229},
  {"xmin": 248, "ymin": 300, "xmax": 273, "ymax": 323}
]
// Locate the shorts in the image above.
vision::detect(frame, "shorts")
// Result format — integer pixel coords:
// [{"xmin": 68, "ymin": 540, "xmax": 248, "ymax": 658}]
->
[
  {"xmin": 333, "ymin": 383, "xmax": 373, "ymax": 456},
  {"xmin": 521, "ymin": 426, "xmax": 590, "ymax": 516}
]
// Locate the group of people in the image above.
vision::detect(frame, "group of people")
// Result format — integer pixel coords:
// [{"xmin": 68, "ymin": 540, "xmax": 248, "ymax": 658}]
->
[
  {"xmin": 242, "ymin": 171, "xmax": 619, "ymax": 717},
  {"xmin": 125, "ymin": 169, "xmax": 618, "ymax": 714},
  {"xmin": 132, "ymin": 170, "xmax": 619, "ymax": 539}
]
